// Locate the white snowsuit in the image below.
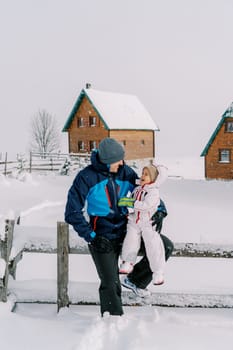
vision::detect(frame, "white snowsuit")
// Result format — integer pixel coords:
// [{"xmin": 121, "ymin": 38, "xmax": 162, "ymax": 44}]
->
[{"xmin": 121, "ymin": 165, "xmax": 168, "ymax": 279}]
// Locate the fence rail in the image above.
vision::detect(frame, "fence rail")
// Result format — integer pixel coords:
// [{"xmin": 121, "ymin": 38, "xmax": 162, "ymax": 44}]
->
[
  {"xmin": 1, "ymin": 219, "xmax": 233, "ymax": 311},
  {"xmin": 0, "ymin": 151, "xmax": 91, "ymax": 175}
]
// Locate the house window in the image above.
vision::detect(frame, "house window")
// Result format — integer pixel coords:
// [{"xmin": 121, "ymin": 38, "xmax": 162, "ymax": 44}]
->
[
  {"xmin": 77, "ymin": 117, "xmax": 84, "ymax": 127},
  {"xmin": 89, "ymin": 140, "xmax": 97, "ymax": 151},
  {"xmin": 219, "ymin": 149, "xmax": 231, "ymax": 163},
  {"xmin": 78, "ymin": 141, "xmax": 85, "ymax": 152},
  {"xmin": 89, "ymin": 116, "xmax": 96, "ymax": 127},
  {"xmin": 141, "ymin": 140, "xmax": 145, "ymax": 145},
  {"xmin": 225, "ymin": 121, "xmax": 233, "ymax": 132},
  {"xmin": 122, "ymin": 140, "xmax": 126, "ymax": 146}
]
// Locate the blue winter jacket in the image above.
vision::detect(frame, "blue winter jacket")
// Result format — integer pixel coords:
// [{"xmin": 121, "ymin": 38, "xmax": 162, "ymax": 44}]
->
[{"xmin": 64, "ymin": 151, "xmax": 138, "ymax": 242}]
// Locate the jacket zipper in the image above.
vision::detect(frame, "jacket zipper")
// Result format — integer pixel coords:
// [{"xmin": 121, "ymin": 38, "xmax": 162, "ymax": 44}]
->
[{"xmin": 109, "ymin": 174, "xmax": 119, "ymax": 209}]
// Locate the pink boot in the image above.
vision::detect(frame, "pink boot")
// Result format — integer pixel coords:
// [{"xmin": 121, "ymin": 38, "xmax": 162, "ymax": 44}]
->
[
  {"xmin": 153, "ymin": 273, "xmax": 164, "ymax": 285},
  {"xmin": 119, "ymin": 261, "xmax": 134, "ymax": 274}
]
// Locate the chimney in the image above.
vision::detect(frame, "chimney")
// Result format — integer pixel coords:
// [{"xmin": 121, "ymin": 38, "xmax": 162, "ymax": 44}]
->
[{"xmin": 86, "ymin": 83, "xmax": 91, "ymax": 89}]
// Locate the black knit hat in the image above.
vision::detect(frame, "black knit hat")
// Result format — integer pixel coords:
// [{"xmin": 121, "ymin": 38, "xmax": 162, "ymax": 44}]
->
[{"xmin": 98, "ymin": 138, "xmax": 125, "ymax": 164}]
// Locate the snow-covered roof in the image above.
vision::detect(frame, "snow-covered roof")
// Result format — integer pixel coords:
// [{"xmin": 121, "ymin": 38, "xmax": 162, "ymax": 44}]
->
[
  {"xmin": 201, "ymin": 101, "xmax": 233, "ymax": 156},
  {"xmin": 63, "ymin": 88, "xmax": 159, "ymax": 131}
]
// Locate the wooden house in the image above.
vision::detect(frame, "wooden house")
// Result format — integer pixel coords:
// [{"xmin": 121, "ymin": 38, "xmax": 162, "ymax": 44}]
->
[
  {"xmin": 62, "ymin": 86, "xmax": 159, "ymax": 160},
  {"xmin": 201, "ymin": 102, "xmax": 233, "ymax": 180}
]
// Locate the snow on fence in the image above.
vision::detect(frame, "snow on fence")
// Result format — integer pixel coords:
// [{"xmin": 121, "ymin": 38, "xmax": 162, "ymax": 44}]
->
[
  {"xmin": 1, "ymin": 219, "xmax": 233, "ymax": 311},
  {"xmin": 0, "ymin": 151, "xmax": 91, "ymax": 175}
]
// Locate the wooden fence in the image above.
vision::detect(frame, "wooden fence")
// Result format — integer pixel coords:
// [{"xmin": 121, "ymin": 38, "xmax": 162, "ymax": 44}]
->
[
  {"xmin": 0, "ymin": 152, "xmax": 91, "ymax": 175},
  {"xmin": 1, "ymin": 219, "xmax": 233, "ymax": 311}
]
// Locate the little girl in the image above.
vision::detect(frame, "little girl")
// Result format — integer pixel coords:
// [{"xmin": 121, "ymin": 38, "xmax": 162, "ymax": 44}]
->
[{"xmin": 119, "ymin": 164, "xmax": 167, "ymax": 285}]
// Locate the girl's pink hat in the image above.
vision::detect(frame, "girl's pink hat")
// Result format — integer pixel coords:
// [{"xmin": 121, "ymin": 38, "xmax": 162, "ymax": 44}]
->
[{"xmin": 143, "ymin": 165, "xmax": 158, "ymax": 182}]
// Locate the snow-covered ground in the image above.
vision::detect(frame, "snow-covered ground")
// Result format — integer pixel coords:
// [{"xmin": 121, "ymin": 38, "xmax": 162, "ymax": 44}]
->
[
  {"xmin": 0, "ymin": 156, "xmax": 233, "ymax": 350},
  {"xmin": 1, "ymin": 304, "xmax": 233, "ymax": 350}
]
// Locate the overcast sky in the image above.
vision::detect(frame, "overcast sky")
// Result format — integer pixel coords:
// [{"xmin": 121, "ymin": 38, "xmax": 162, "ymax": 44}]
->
[{"xmin": 1, "ymin": 0, "xmax": 233, "ymax": 158}]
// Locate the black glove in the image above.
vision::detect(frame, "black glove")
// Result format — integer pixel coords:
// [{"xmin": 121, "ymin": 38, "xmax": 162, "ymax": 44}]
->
[
  {"xmin": 151, "ymin": 211, "xmax": 167, "ymax": 233},
  {"xmin": 90, "ymin": 235, "xmax": 113, "ymax": 253}
]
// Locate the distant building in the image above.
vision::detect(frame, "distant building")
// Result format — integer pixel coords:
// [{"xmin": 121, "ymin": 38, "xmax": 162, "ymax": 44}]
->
[
  {"xmin": 201, "ymin": 102, "xmax": 233, "ymax": 180},
  {"xmin": 62, "ymin": 86, "xmax": 159, "ymax": 160}
]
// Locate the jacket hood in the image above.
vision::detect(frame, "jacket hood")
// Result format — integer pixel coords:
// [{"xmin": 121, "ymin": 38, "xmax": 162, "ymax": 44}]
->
[{"xmin": 91, "ymin": 150, "xmax": 110, "ymax": 173}]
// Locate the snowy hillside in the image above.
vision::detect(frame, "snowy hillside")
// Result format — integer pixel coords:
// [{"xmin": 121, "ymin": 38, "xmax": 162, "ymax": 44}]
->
[{"xmin": 0, "ymin": 156, "xmax": 233, "ymax": 350}]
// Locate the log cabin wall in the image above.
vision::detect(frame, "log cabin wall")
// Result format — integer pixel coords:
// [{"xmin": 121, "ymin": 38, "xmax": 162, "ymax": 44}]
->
[{"xmin": 205, "ymin": 117, "xmax": 233, "ymax": 179}]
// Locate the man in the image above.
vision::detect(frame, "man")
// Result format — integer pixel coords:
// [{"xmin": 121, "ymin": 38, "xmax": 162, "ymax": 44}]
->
[{"xmin": 64, "ymin": 137, "xmax": 173, "ymax": 316}]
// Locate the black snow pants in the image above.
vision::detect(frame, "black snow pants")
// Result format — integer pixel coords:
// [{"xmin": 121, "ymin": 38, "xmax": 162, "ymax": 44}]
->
[
  {"xmin": 127, "ymin": 234, "xmax": 174, "ymax": 289},
  {"xmin": 89, "ymin": 239, "xmax": 123, "ymax": 316}
]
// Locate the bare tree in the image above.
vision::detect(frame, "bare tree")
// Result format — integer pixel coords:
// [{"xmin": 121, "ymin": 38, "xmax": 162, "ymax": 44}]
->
[{"xmin": 29, "ymin": 109, "xmax": 60, "ymax": 156}]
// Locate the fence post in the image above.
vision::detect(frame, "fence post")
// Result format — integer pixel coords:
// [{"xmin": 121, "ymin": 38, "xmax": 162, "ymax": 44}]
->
[
  {"xmin": 4, "ymin": 152, "xmax": 7, "ymax": 176},
  {"xmin": 50, "ymin": 157, "xmax": 53, "ymax": 171},
  {"xmin": 57, "ymin": 221, "xmax": 69, "ymax": 312},
  {"xmin": 0, "ymin": 219, "xmax": 15, "ymax": 302},
  {"xmin": 29, "ymin": 151, "xmax": 32, "ymax": 173}
]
